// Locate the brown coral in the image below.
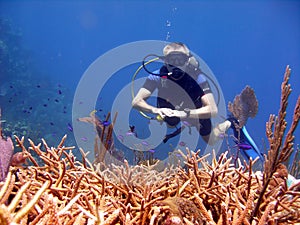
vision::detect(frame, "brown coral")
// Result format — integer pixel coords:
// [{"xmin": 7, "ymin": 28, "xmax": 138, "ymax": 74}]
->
[
  {"xmin": 0, "ymin": 66, "xmax": 298, "ymax": 225},
  {"xmin": 228, "ymin": 85, "xmax": 258, "ymax": 127},
  {"xmin": 78, "ymin": 111, "xmax": 118, "ymax": 166},
  {"xmin": 251, "ymin": 65, "xmax": 300, "ymax": 222}
]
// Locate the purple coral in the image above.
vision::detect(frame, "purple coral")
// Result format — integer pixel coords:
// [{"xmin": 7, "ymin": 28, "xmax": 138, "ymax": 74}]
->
[
  {"xmin": 0, "ymin": 108, "xmax": 14, "ymax": 182},
  {"xmin": 0, "ymin": 135, "xmax": 14, "ymax": 181}
]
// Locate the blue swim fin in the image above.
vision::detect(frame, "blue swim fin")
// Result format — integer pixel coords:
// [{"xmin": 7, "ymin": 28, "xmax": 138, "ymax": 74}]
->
[
  {"xmin": 239, "ymin": 126, "xmax": 264, "ymax": 162},
  {"xmin": 228, "ymin": 117, "xmax": 264, "ymax": 162}
]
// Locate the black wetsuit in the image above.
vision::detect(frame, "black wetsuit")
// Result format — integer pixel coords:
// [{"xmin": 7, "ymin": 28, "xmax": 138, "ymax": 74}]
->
[{"xmin": 142, "ymin": 65, "xmax": 212, "ymax": 136}]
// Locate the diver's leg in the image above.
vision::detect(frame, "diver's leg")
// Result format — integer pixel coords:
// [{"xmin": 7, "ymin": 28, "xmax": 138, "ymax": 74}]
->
[
  {"xmin": 196, "ymin": 119, "xmax": 214, "ymax": 144},
  {"xmin": 206, "ymin": 120, "xmax": 232, "ymax": 145},
  {"xmin": 201, "ymin": 134, "xmax": 210, "ymax": 143}
]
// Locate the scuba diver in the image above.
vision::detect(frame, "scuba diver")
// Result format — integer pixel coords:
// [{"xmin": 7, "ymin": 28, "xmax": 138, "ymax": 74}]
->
[{"xmin": 132, "ymin": 42, "xmax": 231, "ymax": 145}]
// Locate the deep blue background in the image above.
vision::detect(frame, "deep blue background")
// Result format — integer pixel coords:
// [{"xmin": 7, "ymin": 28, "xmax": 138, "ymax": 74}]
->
[{"xmin": 0, "ymin": 0, "xmax": 299, "ymax": 162}]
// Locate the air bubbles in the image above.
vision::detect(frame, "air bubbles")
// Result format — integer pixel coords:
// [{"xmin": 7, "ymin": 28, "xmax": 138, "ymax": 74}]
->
[
  {"xmin": 166, "ymin": 32, "xmax": 171, "ymax": 41},
  {"xmin": 164, "ymin": 6, "xmax": 177, "ymax": 41},
  {"xmin": 165, "ymin": 20, "xmax": 171, "ymax": 40},
  {"xmin": 166, "ymin": 20, "xmax": 171, "ymax": 27}
]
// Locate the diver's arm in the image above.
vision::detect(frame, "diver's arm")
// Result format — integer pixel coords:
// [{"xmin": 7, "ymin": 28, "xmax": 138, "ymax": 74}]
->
[
  {"xmin": 192, "ymin": 93, "xmax": 218, "ymax": 118},
  {"xmin": 132, "ymin": 87, "xmax": 155, "ymax": 113},
  {"xmin": 132, "ymin": 88, "xmax": 174, "ymax": 118}
]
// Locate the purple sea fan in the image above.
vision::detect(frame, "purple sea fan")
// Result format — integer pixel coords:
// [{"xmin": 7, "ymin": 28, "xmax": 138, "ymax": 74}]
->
[
  {"xmin": 0, "ymin": 135, "xmax": 14, "ymax": 182},
  {"xmin": 228, "ymin": 85, "xmax": 258, "ymax": 127}
]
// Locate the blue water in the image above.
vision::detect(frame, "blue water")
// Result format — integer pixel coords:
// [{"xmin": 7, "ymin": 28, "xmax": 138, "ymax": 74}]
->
[{"xmin": 0, "ymin": 1, "xmax": 299, "ymax": 166}]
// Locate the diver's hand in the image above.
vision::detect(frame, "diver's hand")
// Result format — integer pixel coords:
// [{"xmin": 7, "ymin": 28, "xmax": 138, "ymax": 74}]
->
[
  {"xmin": 153, "ymin": 108, "xmax": 186, "ymax": 118},
  {"xmin": 169, "ymin": 110, "xmax": 187, "ymax": 118},
  {"xmin": 152, "ymin": 108, "xmax": 174, "ymax": 118}
]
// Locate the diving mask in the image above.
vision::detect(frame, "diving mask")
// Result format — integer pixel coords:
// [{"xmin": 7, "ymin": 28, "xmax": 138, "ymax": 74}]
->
[
  {"xmin": 164, "ymin": 51, "xmax": 191, "ymax": 67},
  {"xmin": 141, "ymin": 52, "xmax": 191, "ymax": 79}
]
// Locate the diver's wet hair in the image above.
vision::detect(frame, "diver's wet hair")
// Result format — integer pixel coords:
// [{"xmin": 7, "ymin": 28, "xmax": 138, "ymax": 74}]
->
[{"xmin": 163, "ymin": 42, "xmax": 190, "ymax": 56}]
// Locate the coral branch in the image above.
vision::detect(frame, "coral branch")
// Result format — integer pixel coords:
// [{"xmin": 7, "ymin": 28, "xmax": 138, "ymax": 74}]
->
[{"xmin": 251, "ymin": 65, "xmax": 300, "ymax": 221}]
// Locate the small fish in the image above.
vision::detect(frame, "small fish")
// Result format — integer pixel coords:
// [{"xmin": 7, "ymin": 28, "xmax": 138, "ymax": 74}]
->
[
  {"xmin": 126, "ymin": 131, "xmax": 135, "ymax": 136},
  {"xmin": 67, "ymin": 123, "xmax": 73, "ymax": 132},
  {"xmin": 148, "ymin": 149, "xmax": 155, "ymax": 153},
  {"xmin": 43, "ymin": 104, "xmax": 47, "ymax": 107},
  {"xmin": 236, "ymin": 143, "xmax": 252, "ymax": 150},
  {"xmin": 129, "ymin": 125, "xmax": 135, "ymax": 132},
  {"xmin": 58, "ymin": 90, "xmax": 62, "ymax": 95},
  {"xmin": 218, "ymin": 133, "xmax": 226, "ymax": 139},
  {"xmin": 126, "ymin": 131, "xmax": 138, "ymax": 138},
  {"xmin": 128, "ymin": 125, "xmax": 137, "ymax": 137},
  {"xmin": 81, "ymin": 137, "xmax": 88, "ymax": 142},
  {"xmin": 117, "ymin": 134, "xmax": 124, "ymax": 142},
  {"xmin": 50, "ymin": 122, "xmax": 54, "ymax": 126},
  {"xmin": 178, "ymin": 141, "xmax": 186, "ymax": 147},
  {"xmin": 141, "ymin": 141, "xmax": 149, "ymax": 146},
  {"xmin": 102, "ymin": 121, "xmax": 110, "ymax": 126},
  {"xmin": 182, "ymin": 121, "xmax": 192, "ymax": 127}
]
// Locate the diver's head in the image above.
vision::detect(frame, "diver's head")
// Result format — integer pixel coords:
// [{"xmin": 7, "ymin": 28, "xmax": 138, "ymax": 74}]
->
[{"xmin": 163, "ymin": 42, "xmax": 192, "ymax": 80}]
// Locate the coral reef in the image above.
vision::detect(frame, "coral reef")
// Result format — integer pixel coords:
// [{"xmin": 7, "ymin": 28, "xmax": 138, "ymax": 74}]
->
[{"xmin": 0, "ymin": 65, "xmax": 298, "ymax": 225}]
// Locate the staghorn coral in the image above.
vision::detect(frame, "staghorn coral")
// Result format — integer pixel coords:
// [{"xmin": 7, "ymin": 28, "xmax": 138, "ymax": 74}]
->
[
  {"xmin": 251, "ymin": 65, "xmax": 300, "ymax": 221},
  {"xmin": 228, "ymin": 85, "xmax": 258, "ymax": 128},
  {"xmin": 0, "ymin": 138, "xmax": 298, "ymax": 224},
  {"xmin": 0, "ymin": 66, "xmax": 298, "ymax": 225}
]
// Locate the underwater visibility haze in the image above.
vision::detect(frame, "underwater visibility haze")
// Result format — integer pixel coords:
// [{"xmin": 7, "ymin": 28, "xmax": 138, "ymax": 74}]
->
[
  {"xmin": 0, "ymin": 0, "xmax": 299, "ymax": 168},
  {"xmin": 1, "ymin": 1, "xmax": 300, "ymax": 225}
]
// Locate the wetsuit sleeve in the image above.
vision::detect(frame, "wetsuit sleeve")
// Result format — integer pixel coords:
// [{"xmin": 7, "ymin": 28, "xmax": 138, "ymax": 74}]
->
[
  {"xmin": 142, "ymin": 73, "xmax": 160, "ymax": 93},
  {"xmin": 197, "ymin": 74, "xmax": 212, "ymax": 95}
]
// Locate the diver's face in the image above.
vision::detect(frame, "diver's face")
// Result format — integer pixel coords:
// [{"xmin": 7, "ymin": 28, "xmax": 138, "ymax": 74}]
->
[{"xmin": 165, "ymin": 51, "xmax": 190, "ymax": 80}]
